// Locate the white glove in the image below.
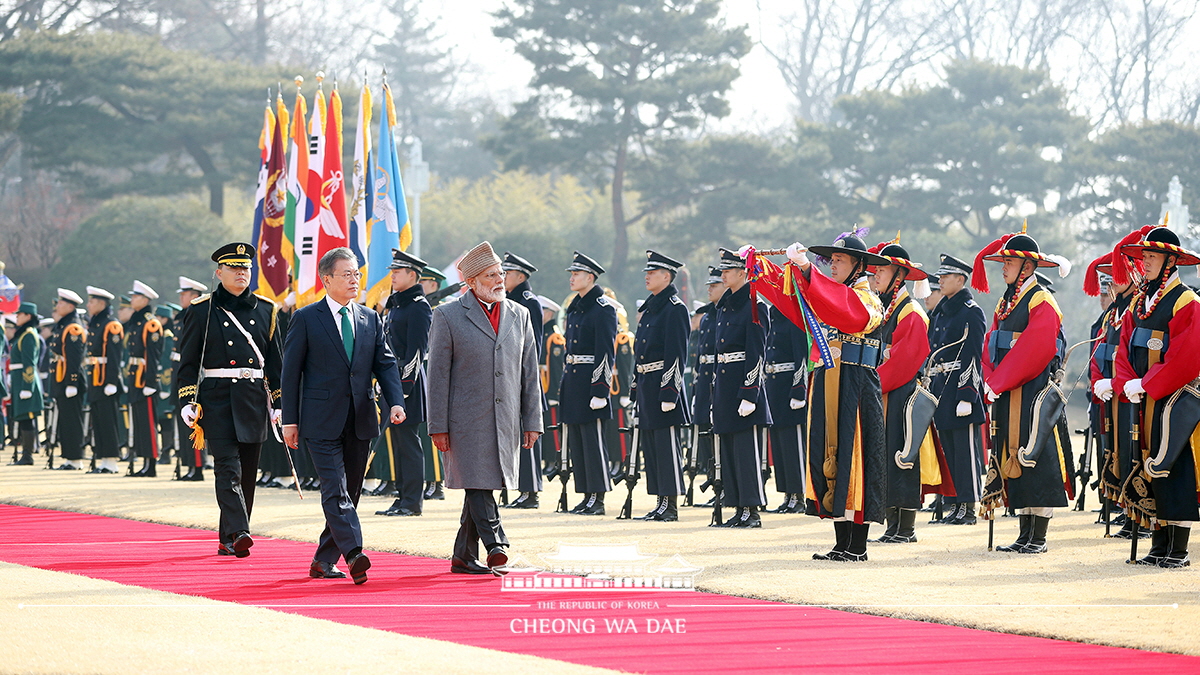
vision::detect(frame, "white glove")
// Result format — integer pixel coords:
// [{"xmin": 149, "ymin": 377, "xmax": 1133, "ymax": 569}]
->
[
  {"xmin": 180, "ymin": 403, "xmax": 198, "ymax": 428},
  {"xmin": 142, "ymin": 386, "xmax": 155, "ymax": 396},
  {"xmin": 737, "ymin": 400, "xmax": 756, "ymax": 417},
  {"xmin": 18, "ymin": 390, "xmax": 31, "ymax": 400},
  {"xmin": 104, "ymin": 384, "xmax": 117, "ymax": 396},
  {"xmin": 661, "ymin": 401, "xmax": 676, "ymax": 413},
  {"xmin": 786, "ymin": 242, "xmax": 810, "ymax": 267},
  {"xmin": 159, "ymin": 391, "xmax": 170, "ymax": 399},
  {"xmin": 619, "ymin": 396, "xmax": 631, "ymax": 408},
  {"xmin": 270, "ymin": 409, "xmax": 282, "ymax": 426},
  {"xmin": 983, "ymin": 383, "xmax": 998, "ymax": 404},
  {"xmin": 956, "ymin": 401, "xmax": 971, "ymax": 417},
  {"xmin": 1093, "ymin": 378, "xmax": 1114, "ymax": 402},
  {"xmin": 589, "ymin": 396, "xmax": 607, "ymax": 410},
  {"xmin": 790, "ymin": 398, "xmax": 805, "ymax": 410},
  {"xmin": 1124, "ymin": 378, "xmax": 1145, "ymax": 403},
  {"xmin": 64, "ymin": 386, "xmax": 78, "ymax": 398}
]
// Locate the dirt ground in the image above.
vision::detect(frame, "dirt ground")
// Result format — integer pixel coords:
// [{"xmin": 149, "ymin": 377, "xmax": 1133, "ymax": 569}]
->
[{"xmin": 1, "ymin": 461, "xmax": 1197, "ymax": 663}]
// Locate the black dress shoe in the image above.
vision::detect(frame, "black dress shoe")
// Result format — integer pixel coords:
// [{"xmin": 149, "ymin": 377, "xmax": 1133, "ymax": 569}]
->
[
  {"xmin": 486, "ymin": 546, "xmax": 509, "ymax": 573},
  {"xmin": 346, "ymin": 552, "xmax": 371, "ymax": 585},
  {"xmin": 426, "ymin": 483, "xmax": 444, "ymax": 500},
  {"xmin": 309, "ymin": 560, "xmax": 347, "ymax": 579},
  {"xmin": 53, "ymin": 463, "xmax": 78, "ymax": 470},
  {"xmin": 181, "ymin": 470, "xmax": 205, "ymax": 482},
  {"xmin": 508, "ymin": 493, "xmax": 539, "ymax": 509},
  {"xmin": 230, "ymin": 532, "xmax": 253, "ymax": 557},
  {"xmin": 376, "ymin": 504, "xmax": 421, "ymax": 517},
  {"xmin": 451, "ymin": 558, "xmax": 492, "ymax": 575}
]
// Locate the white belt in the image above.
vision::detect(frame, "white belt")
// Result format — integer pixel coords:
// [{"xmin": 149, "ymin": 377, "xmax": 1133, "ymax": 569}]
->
[
  {"xmin": 717, "ymin": 351, "xmax": 746, "ymax": 363},
  {"xmin": 929, "ymin": 360, "xmax": 961, "ymax": 375},
  {"xmin": 86, "ymin": 357, "xmax": 107, "ymax": 365},
  {"xmin": 765, "ymin": 361, "xmax": 796, "ymax": 374},
  {"xmin": 203, "ymin": 367, "xmax": 263, "ymax": 380},
  {"xmin": 128, "ymin": 357, "xmax": 147, "ymax": 366},
  {"xmin": 699, "ymin": 355, "xmax": 715, "ymax": 365},
  {"xmin": 7, "ymin": 363, "xmax": 22, "ymax": 371},
  {"xmin": 636, "ymin": 361, "xmax": 664, "ymax": 374},
  {"xmin": 171, "ymin": 352, "xmax": 181, "ymax": 362},
  {"xmin": 565, "ymin": 354, "xmax": 595, "ymax": 365}
]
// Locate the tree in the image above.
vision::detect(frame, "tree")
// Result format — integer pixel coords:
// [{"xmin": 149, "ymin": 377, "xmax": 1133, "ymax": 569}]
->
[
  {"xmin": 490, "ymin": 0, "xmax": 751, "ymax": 288},
  {"xmin": 51, "ymin": 195, "xmax": 236, "ymax": 296},
  {"xmin": 0, "ymin": 30, "xmax": 279, "ymax": 216},
  {"xmin": 813, "ymin": 59, "xmax": 1089, "ymax": 245}
]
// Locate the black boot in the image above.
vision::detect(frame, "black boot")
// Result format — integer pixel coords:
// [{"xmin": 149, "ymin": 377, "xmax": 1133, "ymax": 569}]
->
[
  {"xmin": 892, "ymin": 509, "xmax": 917, "ymax": 543},
  {"xmin": 157, "ymin": 450, "xmax": 172, "ymax": 465},
  {"xmin": 730, "ymin": 505, "xmax": 761, "ymax": 528},
  {"xmin": 183, "ymin": 467, "xmax": 205, "ymax": 482},
  {"xmin": 637, "ymin": 495, "xmax": 667, "ymax": 520},
  {"xmin": 947, "ymin": 502, "xmax": 977, "ymax": 525},
  {"xmin": 840, "ymin": 523, "xmax": 870, "ymax": 561},
  {"xmin": 578, "ymin": 493, "xmax": 605, "ymax": 515},
  {"xmin": 509, "ymin": 492, "xmax": 540, "ymax": 509},
  {"xmin": 646, "ymin": 495, "xmax": 679, "ymax": 522},
  {"xmin": 1136, "ymin": 527, "xmax": 1171, "ymax": 565},
  {"xmin": 14, "ymin": 430, "xmax": 34, "ymax": 465},
  {"xmin": 1159, "ymin": 526, "xmax": 1191, "ymax": 568},
  {"xmin": 873, "ymin": 507, "xmax": 899, "ymax": 542},
  {"xmin": 996, "ymin": 514, "xmax": 1033, "ymax": 552},
  {"xmin": 569, "ymin": 495, "xmax": 591, "ymax": 513},
  {"xmin": 427, "ymin": 482, "xmax": 444, "ymax": 500},
  {"xmin": 717, "ymin": 506, "xmax": 743, "ymax": 527},
  {"xmin": 1019, "ymin": 515, "xmax": 1050, "ymax": 554},
  {"xmin": 814, "ymin": 521, "xmax": 852, "ymax": 560}
]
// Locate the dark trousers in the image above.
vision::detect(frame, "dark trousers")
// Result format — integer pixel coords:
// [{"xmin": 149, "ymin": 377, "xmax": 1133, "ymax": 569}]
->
[
  {"xmin": 717, "ymin": 426, "xmax": 767, "ymax": 507},
  {"xmin": 90, "ymin": 395, "xmax": 121, "ymax": 459},
  {"xmin": 516, "ymin": 436, "xmax": 543, "ymax": 493},
  {"xmin": 383, "ymin": 422, "xmax": 425, "ymax": 511},
  {"xmin": 129, "ymin": 392, "xmax": 159, "ymax": 460},
  {"xmin": 941, "ymin": 424, "xmax": 984, "ymax": 504},
  {"xmin": 453, "ymin": 489, "xmax": 508, "ymax": 563},
  {"xmin": 55, "ymin": 393, "xmax": 85, "ymax": 460},
  {"xmin": 567, "ymin": 420, "xmax": 611, "ymax": 494},
  {"xmin": 306, "ymin": 410, "xmax": 371, "ymax": 564},
  {"xmin": 158, "ymin": 411, "xmax": 176, "ymax": 453},
  {"xmin": 769, "ymin": 424, "xmax": 805, "ymax": 495},
  {"xmin": 209, "ymin": 437, "xmax": 261, "ymax": 544},
  {"xmin": 640, "ymin": 426, "xmax": 684, "ymax": 496},
  {"xmin": 178, "ymin": 414, "xmax": 204, "ymax": 467}
]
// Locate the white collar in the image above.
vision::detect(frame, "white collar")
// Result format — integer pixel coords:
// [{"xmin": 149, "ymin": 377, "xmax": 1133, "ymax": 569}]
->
[{"xmin": 325, "ymin": 294, "xmax": 352, "ymax": 316}]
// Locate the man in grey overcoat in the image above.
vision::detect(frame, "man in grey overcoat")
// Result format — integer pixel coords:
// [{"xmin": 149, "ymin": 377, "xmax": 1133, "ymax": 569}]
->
[{"xmin": 427, "ymin": 241, "xmax": 543, "ymax": 574}]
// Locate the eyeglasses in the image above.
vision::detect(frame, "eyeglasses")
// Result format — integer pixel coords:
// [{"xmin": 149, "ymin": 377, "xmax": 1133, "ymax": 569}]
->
[{"xmin": 328, "ymin": 271, "xmax": 362, "ymax": 281}]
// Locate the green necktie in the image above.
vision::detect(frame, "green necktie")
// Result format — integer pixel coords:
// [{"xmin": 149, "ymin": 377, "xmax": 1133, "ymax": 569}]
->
[{"xmin": 339, "ymin": 305, "xmax": 354, "ymax": 361}]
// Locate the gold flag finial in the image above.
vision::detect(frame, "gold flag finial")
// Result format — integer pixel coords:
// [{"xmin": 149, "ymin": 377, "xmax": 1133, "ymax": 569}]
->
[
  {"xmin": 1021, "ymin": 218, "xmax": 1028, "ymax": 234},
  {"xmin": 894, "ymin": 229, "xmax": 901, "ymax": 244},
  {"xmin": 1164, "ymin": 212, "xmax": 1170, "ymax": 228}
]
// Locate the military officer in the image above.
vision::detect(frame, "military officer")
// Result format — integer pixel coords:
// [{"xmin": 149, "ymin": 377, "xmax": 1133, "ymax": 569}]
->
[
  {"xmin": 48, "ymin": 289, "xmax": 87, "ymax": 470},
  {"xmin": 689, "ymin": 267, "xmax": 724, "ymax": 507},
  {"xmin": 502, "ymin": 252, "xmax": 545, "ymax": 508},
  {"xmin": 711, "ymin": 247, "xmax": 772, "ymax": 528},
  {"xmin": 1111, "ymin": 226, "xmax": 1200, "ymax": 568},
  {"xmin": 927, "ymin": 254, "xmax": 988, "ymax": 525},
  {"xmin": 375, "ymin": 248, "xmax": 433, "ymax": 517},
  {"xmin": 559, "ymin": 252, "xmax": 617, "ymax": 515},
  {"xmin": 418, "ymin": 266, "xmax": 448, "ymax": 501},
  {"xmin": 541, "ymin": 295, "xmax": 566, "ymax": 480},
  {"xmin": 178, "ymin": 242, "xmax": 283, "ymax": 558},
  {"xmin": 608, "ymin": 297, "xmax": 635, "ymax": 480},
  {"xmin": 84, "ymin": 287, "xmax": 123, "ymax": 473},
  {"xmin": 8, "ymin": 302, "xmax": 43, "ymax": 466},
  {"xmin": 973, "ymin": 223, "xmax": 1071, "ymax": 554},
  {"xmin": 173, "ymin": 277, "xmax": 209, "ymax": 480},
  {"xmin": 632, "ymin": 250, "xmax": 692, "ymax": 521},
  {"xmin": 123, "ymin": 281, "xmax": 163, "ymax": 477},
  {"xmin": 154, "ymin": 304, "xmax": 177, "ymax": 466}
]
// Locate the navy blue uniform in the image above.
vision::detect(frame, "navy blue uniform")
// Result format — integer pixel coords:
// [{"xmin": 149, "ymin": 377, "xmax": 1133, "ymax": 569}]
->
[
  {"xmin": 711, "ymin": 283, "xmax": 771, "ymax": 509},
  {"xmin": 634, "ymin": 283, "xmax": 692, "ymax": 497},
  {"xmin": 559, "ymin": 285, "xmax": 617, "ymax": 496},
  {"xmin": 764, "ymin": 304, "xmax": 807, "ymax": 505},
  {"xmin": 377, "ymin": 284, "xmax": 432, "ymax": 512},
  {"xmin": 927, "ymin": 287, "xmax": 987, "ymax": 505},
  {"xmin": 510, "ymin": 279, "xmax": 545, "ymax": 495}
]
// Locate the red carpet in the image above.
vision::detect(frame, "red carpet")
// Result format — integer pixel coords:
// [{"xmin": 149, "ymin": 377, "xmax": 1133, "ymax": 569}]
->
[{"xmin": 0, "ymin": 504, "xmax": 1195, "ymax": 674}]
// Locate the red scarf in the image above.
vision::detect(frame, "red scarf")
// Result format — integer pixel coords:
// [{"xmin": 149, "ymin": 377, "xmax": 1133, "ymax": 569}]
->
[{"xmin": 478, "ymin": 297, "xmax": 501, "ymax": 333}]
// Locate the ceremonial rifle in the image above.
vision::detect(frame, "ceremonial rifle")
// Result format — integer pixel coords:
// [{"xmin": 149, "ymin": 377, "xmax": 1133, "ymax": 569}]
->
[
  {"xmin": 427, "ymin": 282, "xmax": 465, "ymax": 305},
  {"xmin": 545, "ymin": 423, "xmax": 571, "ymax": 513},
  {"xmin": 708, "ymin": 434, "xmax": 724, "ymax": 527},
  {"xmin": 1073, "ymin": 427, "xmax": 1092, "ymax": 512},
  {"xmin": 683, "ymin": 425, "xmax": 698, "ymax": 507},
  {"xmin": 615, "ymin": 424, "xmax": 639, "ymax": 520}
]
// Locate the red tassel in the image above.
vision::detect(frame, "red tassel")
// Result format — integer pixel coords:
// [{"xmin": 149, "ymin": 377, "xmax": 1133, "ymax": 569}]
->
[
  {"xmin": 868, "ymin": 241, "xmax": 889, "ymax": 254},
  {"xmin": 1111, "ymin": 225, "xmax": 1154, "ymax": 286},
  {"xmin": 972, "ymin": 234, "xmax": 1013, "ymax": 294},
  {"xmin": 1083, "ymin": 252, "xmax": 1111, "ymax": 296}
]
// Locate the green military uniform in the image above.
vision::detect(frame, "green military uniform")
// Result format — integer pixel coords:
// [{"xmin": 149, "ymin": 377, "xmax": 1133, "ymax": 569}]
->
[{"xmin": 9, "ymin": 302, "xmax": 43, "ymax": 465}]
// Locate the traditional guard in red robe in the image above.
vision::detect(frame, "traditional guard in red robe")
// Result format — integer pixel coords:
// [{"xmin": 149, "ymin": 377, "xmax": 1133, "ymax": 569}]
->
[
  {"xmin": 1111, "ymin": 226, "xmax": 1200, "ymax": 568},
  {"xmin": 975, "ymin": 223, "xmax": 1072, "ymax": 554}
]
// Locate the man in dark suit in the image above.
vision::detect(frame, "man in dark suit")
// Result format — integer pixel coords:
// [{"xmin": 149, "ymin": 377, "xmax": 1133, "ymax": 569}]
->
[{"xmin": 282, "ymin": 247, "xmax": 406, "ymax": 585}]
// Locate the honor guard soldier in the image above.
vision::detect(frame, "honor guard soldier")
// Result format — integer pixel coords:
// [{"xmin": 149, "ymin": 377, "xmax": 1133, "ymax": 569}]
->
[
  {"xmin": 502, "ymin": 251, "xmax": 545, "ymax": 508},
  {"xmin": 541, "ymin": 295, "xmax": 566, "ymax": 479},
  {"xmin": 48, "ymin": 289, "xmax": 87, "ymax": 470},
  {"xmin": 8, "ymin": 302, "xmax": 43, "ymax": 466},
  {"xmin": 749, "ymin": 234, "xmax": 887, "ymax": 559},
  {"xmin": 174, "ymin": 277, "xmax": 209, "ymax": 480},
  {"xmin": 973, "ymin": 223, "xmax": 1071, "ymax": 554},
  {"xmin": 1086, "ymin": 251, "xmax": 1141, "ymax": 537},
  {"xmin": 178, "ymin": 243, "xmax": 283, "ymax": 558},
  {"xmin": 866, "ymin": 237, "xmax": 943, "ymax": 542},
  {"xmin": 559, "ymin": 251, "xmax": 617, "ymax": 515},
  {"xmin": 375, "ymin": 248, "xmax": 433, "ymax": 518},
  {"xmin": 1111, "ymin": 226, "xmax": 1200, "ymax": 567},
  {"xmin": 609, "ymin": 297, "xmax": 636, "ymax": 480},
  {"xmin": 927, "ymin": 254, "xmax": 988, "ymax": 525},
  {"xmin": 84, "ymin": 287, "xmax": 123, "ymax": 473},
  {"xmin": 154, "ymin": 304, "xmax": 177, "ymax": 465},
  {"xmin": 632, "ymin": 250, "xmax": 692, "ymax": 521},
  {"xmin": 417, "ymin": 266, "xmax": 448, "ymax": 500},
  {"xmin": 690, "ymin": 267, "xmax": 724, "ymax": 506},
  {"xmin": 764, "ymin": 268, "xmax": 809, "ymax": 515},
  {"xmin": 711, "ymin": 247, "xmax": 771, "ymax": 528},
  {"xmin": 123, "ymin": 281, "xmax": 163, "ymax": 476}
]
